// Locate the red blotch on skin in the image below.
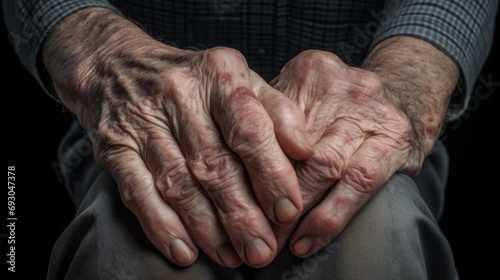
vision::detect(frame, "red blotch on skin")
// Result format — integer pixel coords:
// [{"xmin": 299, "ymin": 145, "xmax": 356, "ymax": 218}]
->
[
  {"xmin": 219, "ymin": 72, "xmax": 232, "ymax": 86},
  {"xmin": 426, "ymin": 122, "xmax": 438, "ymax": 139},
  {"xmin": 224, "ymin": 86, "xmax": 260, "ymax": 121},
  {"xmin": 227, "ymin": 86, "xmax": 256, "ymax": 102},
  {"xmin": 425, "ymin": 84, "xmax": 441, "ymax": 139}
]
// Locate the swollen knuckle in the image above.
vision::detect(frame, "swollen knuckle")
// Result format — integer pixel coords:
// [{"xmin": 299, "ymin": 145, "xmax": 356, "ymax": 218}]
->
[
  {"xmin": 300, "ymin": 50, "xmax": 342, "ymax": 65},
  {"xmin": 284, "ymin": 50, "xmax": 345, "ymax": 85},
  {"xmin": 187, "ymin": 152, "xmax": 241, "ymax": 190},
  {"xmin": 354, "ymin": 70, "xmax": 384, "ymax": 98},
  {"xmin": 203, "ymin": 47, "xmax": 246, "ymax": 68},
  {"xmin": 292, "ymin": 51, "xmax": 325, "ymax": 73}
]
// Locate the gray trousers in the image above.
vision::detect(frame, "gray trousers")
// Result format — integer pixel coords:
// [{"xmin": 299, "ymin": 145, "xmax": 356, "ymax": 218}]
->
[{"xmin": 47, "ymin": 121, "xmax": 459, "ymax": 280}]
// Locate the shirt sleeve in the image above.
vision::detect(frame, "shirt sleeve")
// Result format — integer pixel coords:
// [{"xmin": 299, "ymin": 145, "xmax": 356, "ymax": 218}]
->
[
  {"xmin": 2, "ymin": 0, "xmax": 119, "ymax": 102},
  {"xmin": 369, "ymin": 0, "xmax": 498, "ymax": 121}
]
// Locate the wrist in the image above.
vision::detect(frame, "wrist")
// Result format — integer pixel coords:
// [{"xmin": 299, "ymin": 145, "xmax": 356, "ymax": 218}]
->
[
  {"xmin": 42, "ymin": 8, "xmax": 136, "ymax": 104},
  {"xmin": 41, "ymin": 7, "xmax": 179, "ymax": 126},
  {"xmin": 361, "ymin": 36, "xmax": 459, "ymax": 156}
]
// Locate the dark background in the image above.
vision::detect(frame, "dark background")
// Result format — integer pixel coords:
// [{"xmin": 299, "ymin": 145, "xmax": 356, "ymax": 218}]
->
[{"xmin": 1, "ymin": 6, "xmax": 499, "ymax": 280}]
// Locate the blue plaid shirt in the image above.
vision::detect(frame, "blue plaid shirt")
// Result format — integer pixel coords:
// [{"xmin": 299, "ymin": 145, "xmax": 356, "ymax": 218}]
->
[{"xmin": 2, "ymin": 0, "xmax": 498, "ymax": 120}]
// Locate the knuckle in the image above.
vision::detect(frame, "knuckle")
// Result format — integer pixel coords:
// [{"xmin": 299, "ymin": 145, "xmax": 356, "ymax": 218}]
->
[
  {"xmin": 291, "ymin": 51, "xmax": 319, "ymax": 73},
  {"xmin": 140, "ymin": 211, "xmax": 181, "ymax": 242},
  {"xmin": 285, "ymin": 50, "xmax": 345, "ymax": 84},
  {"xmin": 227, "ymin": 113, "xmax": 275, "ymax": 159},
  {"xmin": 118, "ymin": 170, "xmax": 153, "ymax": 209},
  {"xmin": 168, "ymin": 187, "xmax": 210, "ymax": 222},
  {"xmin": 161, "ymin": 67, "xmax": 187, "ymax": 87},
  {"xmin": 158, "ymin": 160, "xmax": 205, "ymax": 205},
  {"xmin": 352, "ymin": 70, "xmax": 384, "ymax": 98},
  {"xmin": 203, "ymin": 47, "xmax": 246, "ymax": 68},
  {"xmin": 343, "ymin": 161, "xmax": 379, "ymax": 194},
  {"xmin": 218, "ymin": 206, "xmax": 262, "ymax": 230},
  {"xmin": 298, "ymin": 50, "xmax": 342, "ymax": 66},
  {"xmin": 187, "ymin": 151, "xmax": 242, "ymax": 192},
  {"xmin": 314, "ymin": 208, "xmax": 344, "ymax": 234},
  {"xmin": 159, "ymin": 67, "xmax": 196, "ymax": 101},
  {"xmin": 185, "ymin": 154, "xmax": 261, "ymax": 222},
  {"xmin": 299, "ymin": 149, "xmax": 346, "ymax": 190}
]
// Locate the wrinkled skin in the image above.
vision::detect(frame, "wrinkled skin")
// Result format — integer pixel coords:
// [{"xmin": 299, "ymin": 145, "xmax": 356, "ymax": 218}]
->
[
  {"xmin": 269, "ymin": 50, "xmax": 424, "ymax": 257},
  {"xmin": 44, "ymin": 8, "xmax": 457, "ymax": 269},
  {"xmin": 43, "ymin": 9, "xmax": 315, "ymax": 267},
  {"xmin": 82, "ymin": 47, "xmax": 317, "ymax": 268}
]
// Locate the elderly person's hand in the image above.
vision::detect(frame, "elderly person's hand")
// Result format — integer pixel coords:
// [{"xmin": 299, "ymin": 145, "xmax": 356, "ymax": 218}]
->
[
  {"xmin": 42, "ymin": 7, "xmax": 314, "ymax": 268},
  {"xmin": 270, "ymin": 36, "xmax": 459, "ymax": 257}
]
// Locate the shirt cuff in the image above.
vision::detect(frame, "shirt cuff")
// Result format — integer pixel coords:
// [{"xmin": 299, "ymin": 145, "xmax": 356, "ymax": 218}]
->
[
  {"xmin": 4, "ymin": 0, "xmax": 120, "ymax": 102},
  {"xmin": 369, "ymin": 0, "xmax": 498, "ymax": 121}
]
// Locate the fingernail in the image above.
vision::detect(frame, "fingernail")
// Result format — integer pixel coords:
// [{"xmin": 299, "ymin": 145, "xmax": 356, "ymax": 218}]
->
[
  {"xmin": 171, "ymin": 239, "xmax": 195, "ymax": 264},
  {"xmin": 294, "ymin": 130, "xmax": 314, "ymax": 152},
  {"xmin": 217, "ymin": 243, "xmax": 242, "ymax": 268},
  {"xmin": 244, "ymin": 238, "xmax": 273, "ymax": 266},
  {"xmin": 274, "ymin": 197, "xmax": 299, "ymax": 223},
  {"xmin": 292, "ymin": 236, "xmax": 314, "ymax": 256}
]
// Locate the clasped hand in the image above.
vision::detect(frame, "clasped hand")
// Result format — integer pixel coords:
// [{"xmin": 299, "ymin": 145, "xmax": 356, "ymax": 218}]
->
[{"xmin": 66, "ymin": 43, "xmax": 416, "ymax": 268}]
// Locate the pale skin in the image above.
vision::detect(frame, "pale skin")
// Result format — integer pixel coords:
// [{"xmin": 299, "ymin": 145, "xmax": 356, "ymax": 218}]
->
[
  {"xmin": 42, "ymin": 7, "xmax": 459, "ymax": 268},
  {"xmin": 271, "ymin": 45, "xmax": 459, "ymax": 256}
]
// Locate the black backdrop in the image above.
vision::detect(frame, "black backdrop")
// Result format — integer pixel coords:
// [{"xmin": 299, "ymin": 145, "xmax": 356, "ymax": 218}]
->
[{"xmin": 2, "ymin": 6, "xmax": 499, "ymax": 280}]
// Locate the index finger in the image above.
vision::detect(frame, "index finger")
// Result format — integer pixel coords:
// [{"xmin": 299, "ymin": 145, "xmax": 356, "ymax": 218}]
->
[
  {"xmin": 202, "ymin": 53, "xmax": 304, "ymax": 228},
  {"xmin": 213, "ymin": 84, "xmax": 304, "ymax": 227},
  {"xmin": 289, "ymin": 138, "xmax": 405, "ymax": 257}
]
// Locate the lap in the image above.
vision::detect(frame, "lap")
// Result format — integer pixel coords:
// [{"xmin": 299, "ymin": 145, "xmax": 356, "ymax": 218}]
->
[{"xmin": 47, "ymin": 121, "xmax": 458, "ymax": 280}]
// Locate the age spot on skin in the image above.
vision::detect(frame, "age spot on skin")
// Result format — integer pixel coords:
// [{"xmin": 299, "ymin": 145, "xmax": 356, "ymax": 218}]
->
[
  {"xmin": 227, "ymin": 86, "xmax": 256, "ymax": 103},
  {"xmin": 219, "ymin": 72, "xmax": 232, "ymax": 86}
]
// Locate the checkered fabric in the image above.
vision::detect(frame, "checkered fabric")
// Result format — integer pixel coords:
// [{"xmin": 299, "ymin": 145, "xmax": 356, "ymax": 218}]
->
[{"xmin": 2, "ymin": 0, "xmax": 498, "ymax": 120}]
